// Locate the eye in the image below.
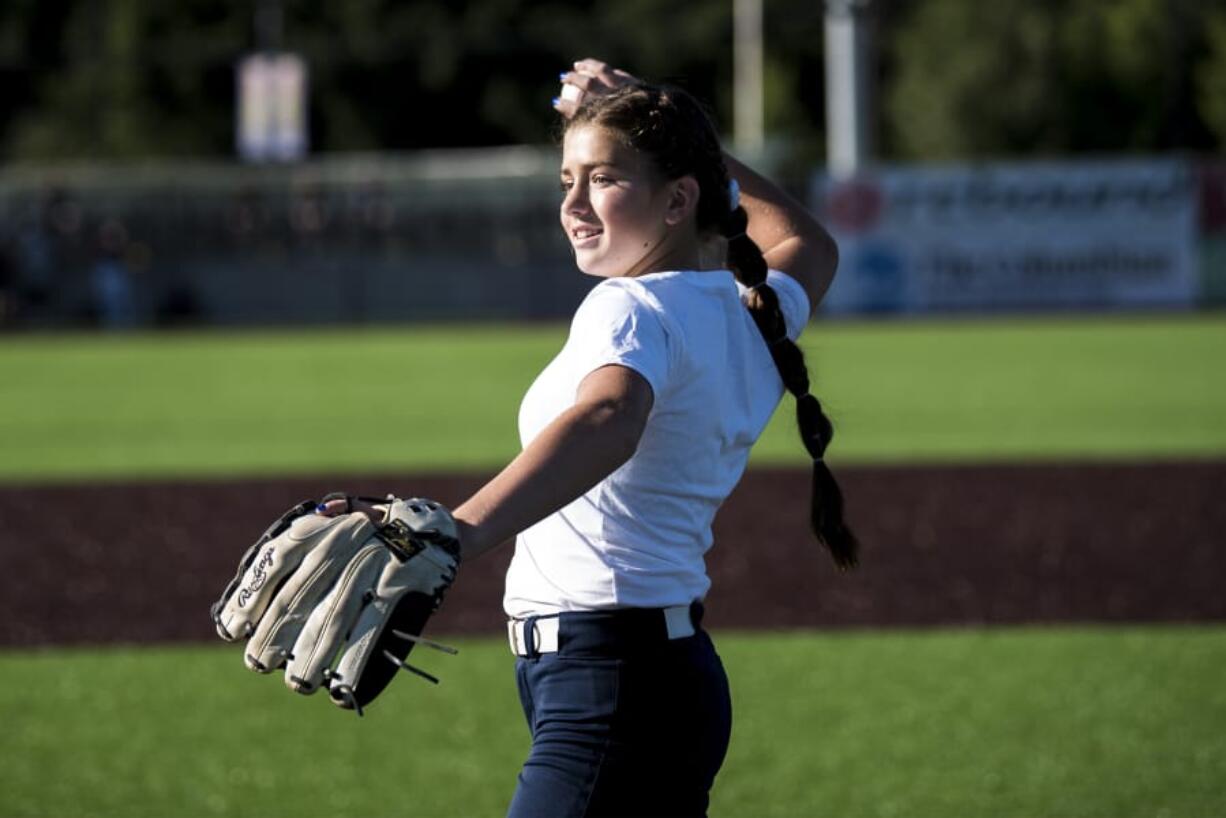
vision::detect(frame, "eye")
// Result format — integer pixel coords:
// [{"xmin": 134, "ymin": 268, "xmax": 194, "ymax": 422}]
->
[
  {"xmin": 559, "ymin": 178, "xmax": 574, "ymax": 192},
  {"xmin": 591, "ymin": 174, "xmax": 614, "ymax": 186}
]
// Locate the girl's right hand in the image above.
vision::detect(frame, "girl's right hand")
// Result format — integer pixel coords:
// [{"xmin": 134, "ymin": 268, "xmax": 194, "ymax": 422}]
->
[{"xmin": 554, "ymin": 58, "xmax": 639, "ymax": 119}]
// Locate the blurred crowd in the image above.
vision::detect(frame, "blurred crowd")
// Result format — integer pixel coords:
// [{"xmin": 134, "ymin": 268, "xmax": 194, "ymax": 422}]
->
[
  {"xmin": 0, "ymin": 167, "xmax": 567, "ymax": 330},
  {"xmin": 3, "ymin": 188, "xmax": 167, "ymax": 330}
]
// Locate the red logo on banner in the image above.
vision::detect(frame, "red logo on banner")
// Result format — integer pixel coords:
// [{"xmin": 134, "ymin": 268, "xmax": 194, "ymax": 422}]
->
[{"xmin": 826, "ymin": 179, "xmax": 884, "ymax": 234}]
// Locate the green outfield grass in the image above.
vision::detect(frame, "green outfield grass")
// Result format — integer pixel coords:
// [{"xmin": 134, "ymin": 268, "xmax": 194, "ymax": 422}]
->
[
  {"xmin": 1, "ymin": 314, "xmax": 1223, "ymax": 482},
  {"xmin": 2, "ymin": 627, "xmax": 1223, "ymax": 818}
]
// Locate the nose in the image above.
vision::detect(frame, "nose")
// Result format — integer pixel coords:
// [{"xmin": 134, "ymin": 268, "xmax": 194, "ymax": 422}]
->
[{"xmin": 562, "ymin": 180, "xmax": 589, "ymax": 218}]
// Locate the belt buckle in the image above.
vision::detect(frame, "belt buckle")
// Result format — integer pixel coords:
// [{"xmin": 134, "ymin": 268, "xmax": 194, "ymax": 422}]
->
[
  {"xmin": 507, "ymin": 619, "xmax": 523, "ymax": 656},
  {"xmin": 663, "ymin": 604, "xmax": 696, "ymax": 640},
  {"xmin": 508, "ymin": 618, "xmax": 541, "ymax": 657}
]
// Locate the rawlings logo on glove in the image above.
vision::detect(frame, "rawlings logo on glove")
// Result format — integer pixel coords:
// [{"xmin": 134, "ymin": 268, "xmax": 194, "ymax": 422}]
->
[
  {"xmin": 210, "ymin": 494, "xmax": 461, "ymax": 716},
  {"xmin": 236, "ymin": 548, "xmax": 276, "ymax": 607}
]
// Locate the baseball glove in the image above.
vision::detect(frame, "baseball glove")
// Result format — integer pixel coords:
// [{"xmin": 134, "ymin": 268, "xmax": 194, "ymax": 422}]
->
[{"xmin": 211, "ymin": 493, "xmax": 461, "ymax": 716}]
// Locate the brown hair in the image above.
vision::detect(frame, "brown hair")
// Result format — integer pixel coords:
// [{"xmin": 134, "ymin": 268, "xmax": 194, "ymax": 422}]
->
[{"xmin": 566, "ymin": 83, "xmax": 859, "ymax": 569}]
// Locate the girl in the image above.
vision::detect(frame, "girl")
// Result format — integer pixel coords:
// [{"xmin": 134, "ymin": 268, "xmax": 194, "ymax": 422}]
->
[
  {"xmin": 316, "ymin": 59, "xmax": 858, "ymax": 818},
  {"xmin": 453, "ymin": 59, "xmax": 854, "ymax": 817}
]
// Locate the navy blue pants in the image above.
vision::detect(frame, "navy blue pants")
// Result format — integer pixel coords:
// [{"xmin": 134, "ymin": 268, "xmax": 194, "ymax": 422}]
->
[{"xmin": 506, "ymin": 606, "xmax": 733, "ymax": 818}]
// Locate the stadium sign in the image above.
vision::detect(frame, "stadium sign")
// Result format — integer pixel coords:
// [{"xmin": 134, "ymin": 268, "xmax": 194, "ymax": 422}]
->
[
  {"xmin": 236, "ymin": 52, "xmax": 309, "ymax": 162},
  {"xmin": 813, "ymin": 159, "xmax": 1198, "ymax": 313}
]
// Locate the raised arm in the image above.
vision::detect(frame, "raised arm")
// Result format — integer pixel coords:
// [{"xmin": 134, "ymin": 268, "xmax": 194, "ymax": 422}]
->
[
  {"xmin": 450, "ymin": 364, "xmax": 653, "ymax": 560},
  {"xmin": 724, "ymin": 153, "xmax": 839, "ymax": 312}
]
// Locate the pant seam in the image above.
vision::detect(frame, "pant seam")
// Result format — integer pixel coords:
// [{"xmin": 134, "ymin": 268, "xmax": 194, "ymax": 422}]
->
[{"xmin": 575, "ymin": 658, "xmax": 620, "ymax": 818}]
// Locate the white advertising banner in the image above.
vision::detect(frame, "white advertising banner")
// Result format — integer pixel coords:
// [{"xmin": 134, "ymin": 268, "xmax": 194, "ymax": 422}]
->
[
  {"xmin": 236, "ymin": 53, "xmax": 309, "ymax": 162},
  {"xmin": 812, "ymin": 159, "xmax": 1198, "ymax": 313}
]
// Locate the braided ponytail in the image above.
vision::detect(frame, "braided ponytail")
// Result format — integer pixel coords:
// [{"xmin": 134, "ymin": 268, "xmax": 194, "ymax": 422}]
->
[{"xmin": 724, "ymin": 207, "xmax": 859, "ymax": 570}]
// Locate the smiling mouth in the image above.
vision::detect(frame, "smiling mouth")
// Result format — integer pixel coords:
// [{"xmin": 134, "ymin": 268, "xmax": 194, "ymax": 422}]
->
[{"xmin": 571, "ymin": 226, "xmax": 603, "ymax": 246}]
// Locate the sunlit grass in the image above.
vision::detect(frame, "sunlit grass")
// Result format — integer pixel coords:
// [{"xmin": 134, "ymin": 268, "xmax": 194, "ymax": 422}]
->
[
  {"xmin": 1, "ymin": 314, "xmax": 1223, "ymax": 482},
  {"xmin": 2, "ymin": 627, "xmax": 1223, "ymax": 817}
]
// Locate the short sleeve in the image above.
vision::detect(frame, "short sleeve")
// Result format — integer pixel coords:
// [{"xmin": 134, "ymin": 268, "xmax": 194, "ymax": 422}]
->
[
  {"xmin": 735, "ymin": 270, "xmax": 812, "ymax": 341},
  {"xmin": 766, "ymin": 270, "xmax": 811, "ymax": 341},
  {"xmin": 564, "ymin": 281, "xmax": 671, "ymax": 398}
]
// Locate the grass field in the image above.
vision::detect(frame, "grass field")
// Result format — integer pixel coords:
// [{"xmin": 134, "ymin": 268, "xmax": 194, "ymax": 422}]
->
[
  {"xmin": 2, "ymin": 627, "xmax": 1223, "ymax": 818},
  {"xmin": 0, "ymin": 314, "xmax": 1223, "ymax": 482},
  {"xmin": 3, "ymin": 314, "xmax": 1224, "ymax": 817}
]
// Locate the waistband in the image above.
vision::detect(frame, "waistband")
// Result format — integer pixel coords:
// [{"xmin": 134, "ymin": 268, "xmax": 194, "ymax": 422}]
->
[{"xmin": 507, "ymin": 602, "xmax": 703, "ymax": 658}]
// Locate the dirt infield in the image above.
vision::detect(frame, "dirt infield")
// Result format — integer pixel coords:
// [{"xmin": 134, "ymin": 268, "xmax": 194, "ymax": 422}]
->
[{"xmin": 1, "ymin": 461, "xmax": 1223, "ymax": 647}]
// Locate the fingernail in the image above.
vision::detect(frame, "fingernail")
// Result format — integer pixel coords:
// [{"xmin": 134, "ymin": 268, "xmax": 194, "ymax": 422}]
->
[
  {"xmin": 551, "ymin": 97, "xmax": 560, "ymax": 106},
  {"xmin": 559, "ymin": 72, "xmax": 568, "ymax": 80},
  {"xmin": 316, "ymin": 504, "xmax": 328, "ymax": 513}
]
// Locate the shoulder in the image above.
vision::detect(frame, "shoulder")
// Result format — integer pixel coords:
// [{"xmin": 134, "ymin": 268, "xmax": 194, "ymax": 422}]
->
[
  {"xmin": 574, "ymin": 276, "xmax": 676, "ymax": 333},
  {"xmin": 610, "ymin": 269, "xmax": 735, "ymax": 312},
  {"xmin": 766, "ymin": 270, "xmax": 811, "ymax": 339},
  {"xmin": 566, "ymin": 278, "xmax": 678, "ymax": 397},
  {"xmin": 581, "ymin": 276, "xmax": 657, "ymax": 309},
  {"xmin": 568, "ymin": 277, "xmax": 678, "ymax": 352},
  {"xmin": 734, "ymin": 269, "xmax": 811, "ymax": 340}
]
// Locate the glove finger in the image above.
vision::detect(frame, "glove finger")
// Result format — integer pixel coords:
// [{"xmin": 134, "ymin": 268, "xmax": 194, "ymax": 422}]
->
[
  {"xmin": 244, "ymin": 514, "xmax": 374, "ymax": 673},
  {"xmin": 328, "ymin": 542, "xmax": 458, "ymax": 711},
  {"xmin": 212, "ymin": 500, "xmax": 318, "ymax": 640},
  {"xmin": 329, "ymin": 590, "xmax": 438, "ymax": 712},
  {"xmin": 215, "ymin": 512, "xmax": 335, "ymax": 643},
  {"xmin": 284, "ymin": 543, "xmax": 387, "ymax": 695}
]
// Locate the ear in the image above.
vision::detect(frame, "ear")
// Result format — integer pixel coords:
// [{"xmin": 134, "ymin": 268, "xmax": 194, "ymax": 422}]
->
[{"xmin": 663, "ymin": 176, "xmax": 700, "ymax": 227}]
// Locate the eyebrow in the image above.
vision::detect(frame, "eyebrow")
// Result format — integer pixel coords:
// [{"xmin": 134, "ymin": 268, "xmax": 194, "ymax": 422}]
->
[{"xmin": 559, "ymin": 159, "xmax": 620, "ymax": 175}]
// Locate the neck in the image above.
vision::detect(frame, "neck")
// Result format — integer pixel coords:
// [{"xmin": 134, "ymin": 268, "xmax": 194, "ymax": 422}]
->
[
  {"xmin": 695, "ymin": 234, "xmax": 727, "ymax": 271},
  {"xmin": 624, "ymin": 230, "xmax": 717, "ymax": 278}
]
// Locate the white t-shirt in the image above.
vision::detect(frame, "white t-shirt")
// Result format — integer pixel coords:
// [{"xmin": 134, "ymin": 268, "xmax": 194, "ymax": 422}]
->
[{"xmin": 503, "ymin": 268, "xmax": 810, "ymax": 617}]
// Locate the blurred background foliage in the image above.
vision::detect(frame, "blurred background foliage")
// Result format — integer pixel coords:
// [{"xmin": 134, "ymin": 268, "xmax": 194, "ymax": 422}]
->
[
  {"xmin": 887, "ymin": 0, "xmax": 1226, "ymax": 159},
  {"xmin": 0, "ymin": 0, "xmax": 1225, "ymax": 162}
]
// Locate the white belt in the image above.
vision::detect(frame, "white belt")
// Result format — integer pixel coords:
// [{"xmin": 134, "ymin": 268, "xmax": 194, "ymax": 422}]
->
[{"xmin": 507, "ymin": 604, "xmax": 696, "ymax": 657}]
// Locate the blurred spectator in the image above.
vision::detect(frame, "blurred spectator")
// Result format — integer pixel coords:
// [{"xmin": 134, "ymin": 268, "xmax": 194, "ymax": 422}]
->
[
  {"xmin": 0, "ymin": 235, "xmax": 15, "ymax": 327},
  {"xmin": 226, "ymin": 186, "xmax": 269, "ymax": 242},
  {"xmin": 13, "ymin": 194, "xmax": 60, "ymax": 322},
  {"xmin": 90, "ymin": 218, "xmax": 135, "ymax": 329},
  {"xmin": 289, "ymin": 185, "xmax": 330, "ymax": 238}
]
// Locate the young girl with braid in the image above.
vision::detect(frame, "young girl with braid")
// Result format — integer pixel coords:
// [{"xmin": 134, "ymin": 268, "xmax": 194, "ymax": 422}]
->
[{"xmin": 449, "ymin": 59, "xmax": 857, "ymax": 817}]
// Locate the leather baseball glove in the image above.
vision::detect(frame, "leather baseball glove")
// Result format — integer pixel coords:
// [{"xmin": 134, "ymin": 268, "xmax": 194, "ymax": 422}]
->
[{"xmin": 211, "ymin": 493, "xmax": 460, "ymax": 716}]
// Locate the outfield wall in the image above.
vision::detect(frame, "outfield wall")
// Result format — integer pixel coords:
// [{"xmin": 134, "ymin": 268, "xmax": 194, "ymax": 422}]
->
[
  {"xmin": 0, "ymin": 148, "xmax": 591, "ymax": 328},
  {"xmin": 2, "ymin": 152, "xmax": 1224, "ymax": 328}
]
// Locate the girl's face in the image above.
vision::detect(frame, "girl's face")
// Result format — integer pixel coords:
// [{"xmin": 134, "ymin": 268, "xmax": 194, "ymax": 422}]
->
[{"xmin": 559, "ymin": 124, "xmax": 691, "ymax": 278}]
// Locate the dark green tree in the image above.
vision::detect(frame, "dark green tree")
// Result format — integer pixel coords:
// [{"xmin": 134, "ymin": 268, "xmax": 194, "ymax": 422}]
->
[
  {"xmin": 4, "ymin": 0, "xmax": 245, "ymax": 158},
  {"xmin": 884, "ymin": 0, "xmax": 1225, "ymax": 159},
  {"xmin": 1198, "ymin": 6, "xmax": 1226, "ymax": 148},
  {"xmin": 7, "ymin": 0, "xmax": 1222, "ymax": 163},
  {"xmin": 0, "ymin": 0, "xmax": 830, "ymax": 160}
]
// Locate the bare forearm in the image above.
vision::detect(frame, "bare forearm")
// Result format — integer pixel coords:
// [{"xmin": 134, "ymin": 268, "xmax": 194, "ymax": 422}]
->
[
  {"xmin": 724, "ymin": 153, "xmax": 839, "ymax": 307},
  {"xmin": 452, "ymin": 402, "xmax": 640, "ymax": 561}
]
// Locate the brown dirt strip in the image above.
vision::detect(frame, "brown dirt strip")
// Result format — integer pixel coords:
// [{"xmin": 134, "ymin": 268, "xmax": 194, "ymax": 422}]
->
[{"xmin": 1, "ymin": 461, "xmax": 1223, "ymax": 648}]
